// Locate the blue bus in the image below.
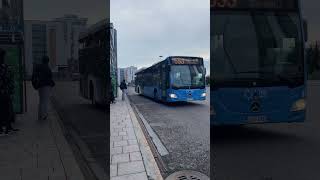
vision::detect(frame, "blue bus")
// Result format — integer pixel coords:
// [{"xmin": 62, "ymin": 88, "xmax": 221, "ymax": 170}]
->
[
  {"xmin": 135, "ymin": 56, "xmax": 206, "ymax": 102},
  {"xmin": 211, "ymin": 0, "xmax": 308, "ymax": 125}
]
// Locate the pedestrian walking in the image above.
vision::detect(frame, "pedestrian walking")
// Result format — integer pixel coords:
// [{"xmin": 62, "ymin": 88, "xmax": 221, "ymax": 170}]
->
[
  {"xmin": 119, "ymin": 80, "xmax": 127, "ymax": 101},
  {"xmin": 0, "ymin": 48, "xmax": 18, "ymax": 135},
  {"xmin": 32, "ymin": 56, "xmax": 55, "ymax": 121}
]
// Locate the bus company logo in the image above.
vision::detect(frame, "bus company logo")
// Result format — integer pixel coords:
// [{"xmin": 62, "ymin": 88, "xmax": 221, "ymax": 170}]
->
[{"xmin": 250, "ymin": 101, "xmax": 261, "ymax": 112}]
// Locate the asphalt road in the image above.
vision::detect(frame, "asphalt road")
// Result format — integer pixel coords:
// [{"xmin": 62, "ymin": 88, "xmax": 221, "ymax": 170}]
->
[
  {"xmin": 127, "ymin": 87, "xmax": 210, "ymax": 177},
  {"xmin": 212, "ymin": 81, "xmax": 320, "ymax": 180},
  {"xmin": 51, "ymin": 81, "xmax": 108, "ymax": 173}
]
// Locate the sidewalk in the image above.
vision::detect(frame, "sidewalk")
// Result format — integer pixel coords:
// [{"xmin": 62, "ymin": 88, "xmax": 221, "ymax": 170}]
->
[
  {"xmin": 110, "ymin": 91, "xmax": 162, "ymax": 180},
  {"xmin": 0, "ymin": 83, "xmax": 85, "ymax": 180}
]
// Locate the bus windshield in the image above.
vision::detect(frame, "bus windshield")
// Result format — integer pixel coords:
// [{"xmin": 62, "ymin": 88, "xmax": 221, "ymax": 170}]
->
[
  {"xmin": 212, "ymin": 11, "xmax": 304, "ymax": 86},
  {"xmin": 171, "ymin": 65, "xmax": 205, "ymax": 89}
]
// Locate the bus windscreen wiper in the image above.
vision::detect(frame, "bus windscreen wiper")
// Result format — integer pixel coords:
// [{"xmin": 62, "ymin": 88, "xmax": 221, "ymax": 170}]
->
[
  {"xmin": 276, "ymin": 73, "xmax": 303, "ymax": 84},
  {"xmin": 233, "ymin": 70, "xmax": 272, "ymax": 75},
  {"xmin": 235, "ymin": 71, "xmax": 263, "ymax": 74}
]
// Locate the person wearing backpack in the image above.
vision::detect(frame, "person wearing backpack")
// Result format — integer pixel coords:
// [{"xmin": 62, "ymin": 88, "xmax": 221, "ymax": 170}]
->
[
  {"xmin": 32, "ymin": 56, "xmax": 55, "ymax": 120},
  {"xmin": 119, "ymin": 80, "xmax": 127, "ymax": 101}
]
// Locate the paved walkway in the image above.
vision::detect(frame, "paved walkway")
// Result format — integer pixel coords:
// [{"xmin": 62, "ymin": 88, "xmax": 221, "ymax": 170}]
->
[
  {"xmin": 110, "ymin": 91, "xmax": 162, "ymax": 180},
  {"xmin": 0, "ymin": 83, "xmax": 84, "ymax": 180}
]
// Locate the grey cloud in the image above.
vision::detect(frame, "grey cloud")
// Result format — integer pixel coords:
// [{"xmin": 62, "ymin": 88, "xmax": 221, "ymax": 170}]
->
[
  {"xmin": 111, "ymin": 0, "xmax": 210, "ymax": 68},
  {"xmin": 302, "ymin": 0, "xmax": 320, "ymax": 43}
]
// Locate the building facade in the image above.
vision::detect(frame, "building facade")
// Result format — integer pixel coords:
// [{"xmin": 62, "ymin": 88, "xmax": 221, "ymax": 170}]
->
[
  {"xmin": 0, "ymin": 0, "xmax": 24, "ymax": 113},
  {"xmin": 110, "ymin": 23, "xmax": 118, "ymax": 96},
  {"xmin": 24, "ymin": 15, "xmax": 87, "ymax": 78},
  {"xmin": 118, "ymin": 68, "xmax": 125, "ymax": 85},
  {"xmin": 117, "ymin": 66, "xmax": 137, "ymax": 85},
  {"xmin": 124, "ymin": 66, "xmax": 138, "ymax": 84}
]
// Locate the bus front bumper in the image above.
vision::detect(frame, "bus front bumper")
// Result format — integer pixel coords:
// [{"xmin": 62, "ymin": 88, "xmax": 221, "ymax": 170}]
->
[
  {"xmin": 211, "ymin": 110, "xmax": 305, "ymax": 126},
  {"xmin": 167, "ymin": 96, "xmax": 206, "ymax": 102},
  {"xmin": 166, "ymin": 89, "xmax": 206, "ymax": 102}
]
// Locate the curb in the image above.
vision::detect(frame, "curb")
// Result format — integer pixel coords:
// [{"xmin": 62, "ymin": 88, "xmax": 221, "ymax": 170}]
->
[
  {"xmin": 50, "ymin": 97, "xmax": 108, "ymax": 180},
  {"xmin": 125, "ymin": 95, "xmax": 165, "ymax": 179}
]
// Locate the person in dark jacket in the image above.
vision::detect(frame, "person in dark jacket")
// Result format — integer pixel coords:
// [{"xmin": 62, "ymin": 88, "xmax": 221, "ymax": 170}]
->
[
  {"xmin": 32, "ymin": 56, "xmax": 55, "ymax": 120},
  {"xmin": 119, "ymin": 80, "xmax": 127, "ymax": 101},
  {"xmin": 0, "ymin": 48, "xmax": 17, "ymax": 135}
]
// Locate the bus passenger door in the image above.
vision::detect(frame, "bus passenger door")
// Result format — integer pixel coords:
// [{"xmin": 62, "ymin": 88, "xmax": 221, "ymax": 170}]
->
[{"xmin": 160, "ymin": 64, "xmax": 167, "ymax": 100}]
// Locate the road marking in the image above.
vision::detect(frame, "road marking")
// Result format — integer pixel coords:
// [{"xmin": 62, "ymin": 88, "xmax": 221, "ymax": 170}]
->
[{"xmin": 131, "ymin": 103, "xmax": 169, "ymax": 156}]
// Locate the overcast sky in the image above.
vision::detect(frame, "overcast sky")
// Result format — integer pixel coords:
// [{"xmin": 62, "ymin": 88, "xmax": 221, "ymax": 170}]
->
[
  {"xmin": 111, "ymin": 0, "xmax": 210, "ymax": 69},
  {"xmin": 24, "ymin": 0, "xmax": 107, "ymax": 25},
  {"xmin": 301, "ymin": 0, "xmax": 320, "ymax": 44}
]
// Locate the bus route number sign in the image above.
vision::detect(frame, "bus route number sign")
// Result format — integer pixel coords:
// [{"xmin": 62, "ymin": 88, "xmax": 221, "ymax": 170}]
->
[
  {"xmin": 211, "ymin": 0, "xmax": 298, "ymax": 10},
  {"xmin": 211, "ymin": 0, "xmax": 238, "ymax": 8},
  {"xmin": 171, "ymin": 58, "xmax": 201, "ymax": 65}
]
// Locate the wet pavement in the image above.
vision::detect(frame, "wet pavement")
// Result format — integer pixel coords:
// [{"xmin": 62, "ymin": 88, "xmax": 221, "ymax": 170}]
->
[
  {"xmin": 212, "ymin": 81, "xmax": 320, "ymax": 180},
  {"xmin": 127, "ymin": 87, "xmax": 210, "ymax": 178}
]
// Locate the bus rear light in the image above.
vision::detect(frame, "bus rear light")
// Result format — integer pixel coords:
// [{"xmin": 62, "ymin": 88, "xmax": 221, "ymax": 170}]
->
[
  {"xmin": 169, "ymin": 93, "xmax": 177, "ymax": 99},
  {"xmin": 291, "ymin": 98, "xmax": 306, "ymax": 112}
]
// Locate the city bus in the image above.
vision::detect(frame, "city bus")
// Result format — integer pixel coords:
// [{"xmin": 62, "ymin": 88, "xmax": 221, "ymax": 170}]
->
[
  {"xmin": 79, "ymin": 20, "xmax": 117, "ymax": 105},
  {"xmin": 211, "ymin": 0, "xmax": 308, "ymax": 125},
  {"xmin": 135, "ymin": 56, "xmax": 206, "ymax": 102}
]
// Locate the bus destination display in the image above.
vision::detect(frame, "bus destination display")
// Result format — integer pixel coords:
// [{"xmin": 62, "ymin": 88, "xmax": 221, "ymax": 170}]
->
[
  {"xmin": 171, "ymin": 58, "xmax": 202, "ymax": 65},
  {"xmin": 211, "ymin": 0, "xmax": 298, "ymax": 10}
]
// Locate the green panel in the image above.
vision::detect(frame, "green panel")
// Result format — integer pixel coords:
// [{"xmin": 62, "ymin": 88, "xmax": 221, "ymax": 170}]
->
[{"xmin": 4, "ymin": 46, "xmax": 22, "ymax": 113}]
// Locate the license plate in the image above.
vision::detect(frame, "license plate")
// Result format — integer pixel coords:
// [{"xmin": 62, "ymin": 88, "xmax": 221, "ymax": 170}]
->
[
  {"xmin": 247, "ymin": 116, "xmax": 267, "ymax": 123},
  {"xmin": 187, "ymin": 98, "xmax": 193, "ymax": 101}
]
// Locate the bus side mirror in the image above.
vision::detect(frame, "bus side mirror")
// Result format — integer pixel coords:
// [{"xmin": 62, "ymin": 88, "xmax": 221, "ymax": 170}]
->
[{"xmin": 303, "ymin": 19, "xmax": 308, "ymax": 42}]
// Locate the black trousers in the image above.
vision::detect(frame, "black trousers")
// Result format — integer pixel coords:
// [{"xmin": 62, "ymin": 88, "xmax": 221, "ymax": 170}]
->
[{"xmin": 0, "ymin": 95, "xmax": 12, "ymax": 130}]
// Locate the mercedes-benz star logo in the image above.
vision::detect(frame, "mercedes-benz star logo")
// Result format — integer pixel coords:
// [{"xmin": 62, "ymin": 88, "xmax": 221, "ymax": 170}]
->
[{"xmin": 251, "ymin": 101, "xmax": 261, "ymax": 112}]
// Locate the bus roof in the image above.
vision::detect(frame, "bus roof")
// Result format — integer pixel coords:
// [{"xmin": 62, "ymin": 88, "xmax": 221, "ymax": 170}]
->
[
  {"xmin": 135, "ymin": 56, "xmax": 203, "ymax": 75},
  {"xmin": 79, "ymin": 19, "xmax": 111, "ymax": 41}
]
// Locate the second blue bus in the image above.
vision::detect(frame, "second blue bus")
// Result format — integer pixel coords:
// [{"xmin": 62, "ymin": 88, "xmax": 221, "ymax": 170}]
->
[
  {"xmin": 211, "ymin": 0, "xmax": 308, "ymax": 125},
  {"xmin": 135, "ymin": 56, "xmax": 206, "ymax": 102}
]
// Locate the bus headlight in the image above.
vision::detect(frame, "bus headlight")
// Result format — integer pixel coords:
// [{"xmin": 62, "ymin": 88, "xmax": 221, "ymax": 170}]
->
[
  {"xmin": 291, "ymin": 98, "xmax": 306, "ymax": 112},
  {"xmin": 169, "ymin": 93, "xmax": 177, "ymax": 99},
  {"xmin": 201, "ymin": 93, "xmax": 206, "ymax": 97}
]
